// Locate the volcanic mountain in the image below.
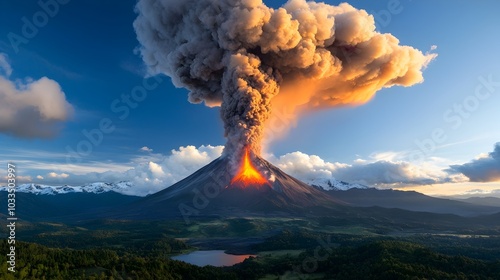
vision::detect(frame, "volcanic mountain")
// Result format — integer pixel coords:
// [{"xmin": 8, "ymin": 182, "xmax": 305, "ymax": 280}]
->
[{"xmin": 118, "ymin": 154, "xmax": 345, "ymax": 219}]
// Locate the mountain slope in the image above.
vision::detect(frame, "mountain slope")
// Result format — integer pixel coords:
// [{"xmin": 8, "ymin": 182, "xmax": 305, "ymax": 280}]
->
[
  {"xmin": 329, "ymin": 188, "xmax": 500, "ymax": 217},
  {"xmin": 458, "ymin": 197, "xmax": 500, "ymax": 207},
  {"xmin": 114, "ymin": 156, "xmax": 345, "ymax": 219},
  {"xmin": 0, "ymin": 191, "xmax": 140, "ymax": 221}
]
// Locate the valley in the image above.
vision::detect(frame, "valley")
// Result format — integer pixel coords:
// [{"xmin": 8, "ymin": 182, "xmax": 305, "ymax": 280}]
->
[{"xmin": 1, "ymin": 208, "xmax": 500, "ymax": 279}]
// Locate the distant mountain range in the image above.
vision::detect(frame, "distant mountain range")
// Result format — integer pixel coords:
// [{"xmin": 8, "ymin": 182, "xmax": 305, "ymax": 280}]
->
[
  {"xmin": 458, "ymin": 197, "xmax": 500, "ymax": 207},
  {"xmin": 0, "ymin": 177, "xmax": 369, "ymax": 196},
  {"xmin": 112, "ymin": 156, "xmax": 345, "ymax": 219},
  {"xmin": 327, "ymin": 188, "xmax": 500, "ymax": 217},
  {"xmin": 0, "ymin": 182, "xmax": 134, "ymax": 196},
  {"xmin": 306, "ymin": 178, "xmax": 370, "ymax": 191},
  {"xmin": 1, "ymin": 176, "xmax": 499, "ymax": 221}
]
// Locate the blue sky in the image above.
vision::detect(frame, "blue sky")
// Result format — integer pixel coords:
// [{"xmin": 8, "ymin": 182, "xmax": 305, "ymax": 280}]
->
[{"xmin": 1, "ymin": 0, "xmax": 500, "ymax": 197}]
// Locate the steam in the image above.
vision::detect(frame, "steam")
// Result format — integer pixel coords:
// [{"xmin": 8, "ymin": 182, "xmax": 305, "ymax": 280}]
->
[{"xmin": 134, "ymin": 0, "xmax": 436, "ymax": 162}]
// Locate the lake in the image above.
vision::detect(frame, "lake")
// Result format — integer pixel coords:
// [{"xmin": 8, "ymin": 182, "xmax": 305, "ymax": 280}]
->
[{"xmin": 171, "ymin": 250, "xmax": 255, "ymax": 267}]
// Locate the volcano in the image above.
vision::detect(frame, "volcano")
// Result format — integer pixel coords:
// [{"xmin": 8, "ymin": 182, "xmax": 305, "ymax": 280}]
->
[{"xmin": 120, "ymin": 155, "xmax": 345, "ymax": 220}]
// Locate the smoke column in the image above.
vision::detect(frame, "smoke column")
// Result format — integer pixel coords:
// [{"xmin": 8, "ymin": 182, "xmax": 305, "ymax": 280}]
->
[{"xmin": 134, "ymin": 0, "xmax": 436, "ymax": 163}]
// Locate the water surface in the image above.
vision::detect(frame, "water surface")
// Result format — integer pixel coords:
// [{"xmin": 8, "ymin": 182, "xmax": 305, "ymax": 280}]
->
[{"xmin": 171, "ymin": 250, "xmax": 255, "ymax": 267}]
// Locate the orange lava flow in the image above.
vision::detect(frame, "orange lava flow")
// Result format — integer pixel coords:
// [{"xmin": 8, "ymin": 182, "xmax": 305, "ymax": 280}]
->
[{"xmin": 231, "ymin": 148, "xmax": 268, "ymax": 187}]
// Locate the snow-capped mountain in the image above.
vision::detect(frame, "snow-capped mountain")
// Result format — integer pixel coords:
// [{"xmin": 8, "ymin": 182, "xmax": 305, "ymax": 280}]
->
[
  {"xmin": 0, "ymin": 181, "xmax": 134, "ymax": 196},
  {"xmin": 0, "ymin": 177, "xmax": 369, "ymax": 197},
  {"xmin": 114, "ymin": 156, "xmax": 345, "ymax": 219},
  {"xmin": 306, "ymin": 178, "xmax": 371, "ymax": 191}
]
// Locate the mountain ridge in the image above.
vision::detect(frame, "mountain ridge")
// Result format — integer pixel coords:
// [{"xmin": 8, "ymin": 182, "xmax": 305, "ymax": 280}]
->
[
  {"xmin": 0, "ymin": 181, "xmax": 135, "ymax": 196},
  {"xmin": 1, "ymin": 177, "xmax": 369, "ymax": 196},
  {"xmin": 306, "ymin": 178, "xmax": 370, "ymax": 191},
  {"xmin": 112, "ymin": 156, "xmax": 346, "ymax": 219}
]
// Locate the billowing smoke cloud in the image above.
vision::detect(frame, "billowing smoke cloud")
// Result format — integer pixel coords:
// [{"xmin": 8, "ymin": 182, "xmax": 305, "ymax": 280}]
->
[
  {"xmin": 0, "ymin": 53, "xmax": 74, "ymax": 138},
  {"xmin": 134, "ymin": 0, "xmax": 436, "ymax": 163},
  {"xmin": 449, "ymin": 143, "xmax": 500, "ymax": 182}
]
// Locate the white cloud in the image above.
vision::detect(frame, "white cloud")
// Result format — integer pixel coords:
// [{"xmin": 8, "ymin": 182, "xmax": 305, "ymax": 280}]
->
[
  {"xmin": 353, "ymin": 158, "xmax": 367, "ymax": 164},
  {"xmin": 15, "ymin": 145, "xmax": 469, "ymax": 196},
  {"xmin": 464, "ymin": 189, "xmax": 490, "ymax": 195},
  {"xmin": 48, "ymin": 172, "xmax": 70, "ymax": 179},
  {"xmin": 268, "ymin": 151, "xmax": 462, "ymax": 188},
  {"xmin": 449, "ymin": 143, "xmax": 500, "ymax": 182},
  {"xmin": 25, "ymin": 145, "xmax": 225, "ymax": 196},
  {"xmin": 266, "ymin": 151, "xmax": 346, "ymax": 183},
  {"xmin": 475, "ymin": 153, "xmax": 490, "ymax": 160},
  {"xmin": 148, "ymin": 161, "xmax": 165, "ymax": 176},
  {"xmin": 121, "ymin": 145, "xmax": 224, "ymax": 195},
  {"xmin": 0, "ymin": 53, "xmax": 74, "ymax": 138},
  {"xmin": 369, "ymin": 151, "xmax": 406, "ymax": 162},
  {"xmin": 140, "ymin": 146, "xmax": 153, "ymax": 152},
  {"xmin": 3, "ymin": 175, "xmax": 32, "ymax": 183},
  {"xmin": 0, "ymin": 54, "xmax": 12, "ymax": 77},
  {"xmin": 36, "ymin": 175, "xmax": 44, "ymax": 180},
  {"xmin": 12, "ymin": 160, "xmax": 132, "ymax": 175}
]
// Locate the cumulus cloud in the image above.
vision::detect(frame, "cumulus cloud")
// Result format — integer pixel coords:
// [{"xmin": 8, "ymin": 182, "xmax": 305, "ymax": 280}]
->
[
  {"xmin": 267, "ymin": 151, "xmax": 346, "ymax": 182},
  {"xmin": 36, "ymin": 175, "xmax": 44, "ymax": 180},
  {"xmin": 23, "ymin": 145, "xmax": 464, "ymax": 196},
  {"xmin": 48, "ymin": 172, "xmax": 70, "ymax": 179},
  {"xmin": 331, "ymin": 161, "xmax": 445, "ymax": 186},
  {"xmin": 54, "ymin": 145, "xmax": 225, "ymax": 196},
  {"xmin": 268, "ymin": 151, "xmax": 462, "ymax": 188},
  {"xmin": 0, "ymin": 53, "xmax": 74, "ymax": 138},
  {"xmin": 449, "ymin": 143, "xmax": 500, "ymax": 182},
  {"xmin": 139, "ymin": 146, "xmax": 153, "ymax": 152}
]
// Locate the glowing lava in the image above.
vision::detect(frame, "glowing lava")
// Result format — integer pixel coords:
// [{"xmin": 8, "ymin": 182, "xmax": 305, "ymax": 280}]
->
[{"xmin": 231, "ymin": 148, "xmax": 268, "ymax": 187}]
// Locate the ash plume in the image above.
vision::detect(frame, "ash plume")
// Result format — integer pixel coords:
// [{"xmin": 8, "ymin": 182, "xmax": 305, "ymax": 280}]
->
[{"xmin": 134, "ymin": 0, "xmax": 436, "ymax": 163}]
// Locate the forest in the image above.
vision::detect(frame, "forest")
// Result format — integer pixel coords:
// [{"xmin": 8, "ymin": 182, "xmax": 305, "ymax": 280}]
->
[{"xmin": 2, "ymin": 237, "xmax": 500, "ymax": 279}]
